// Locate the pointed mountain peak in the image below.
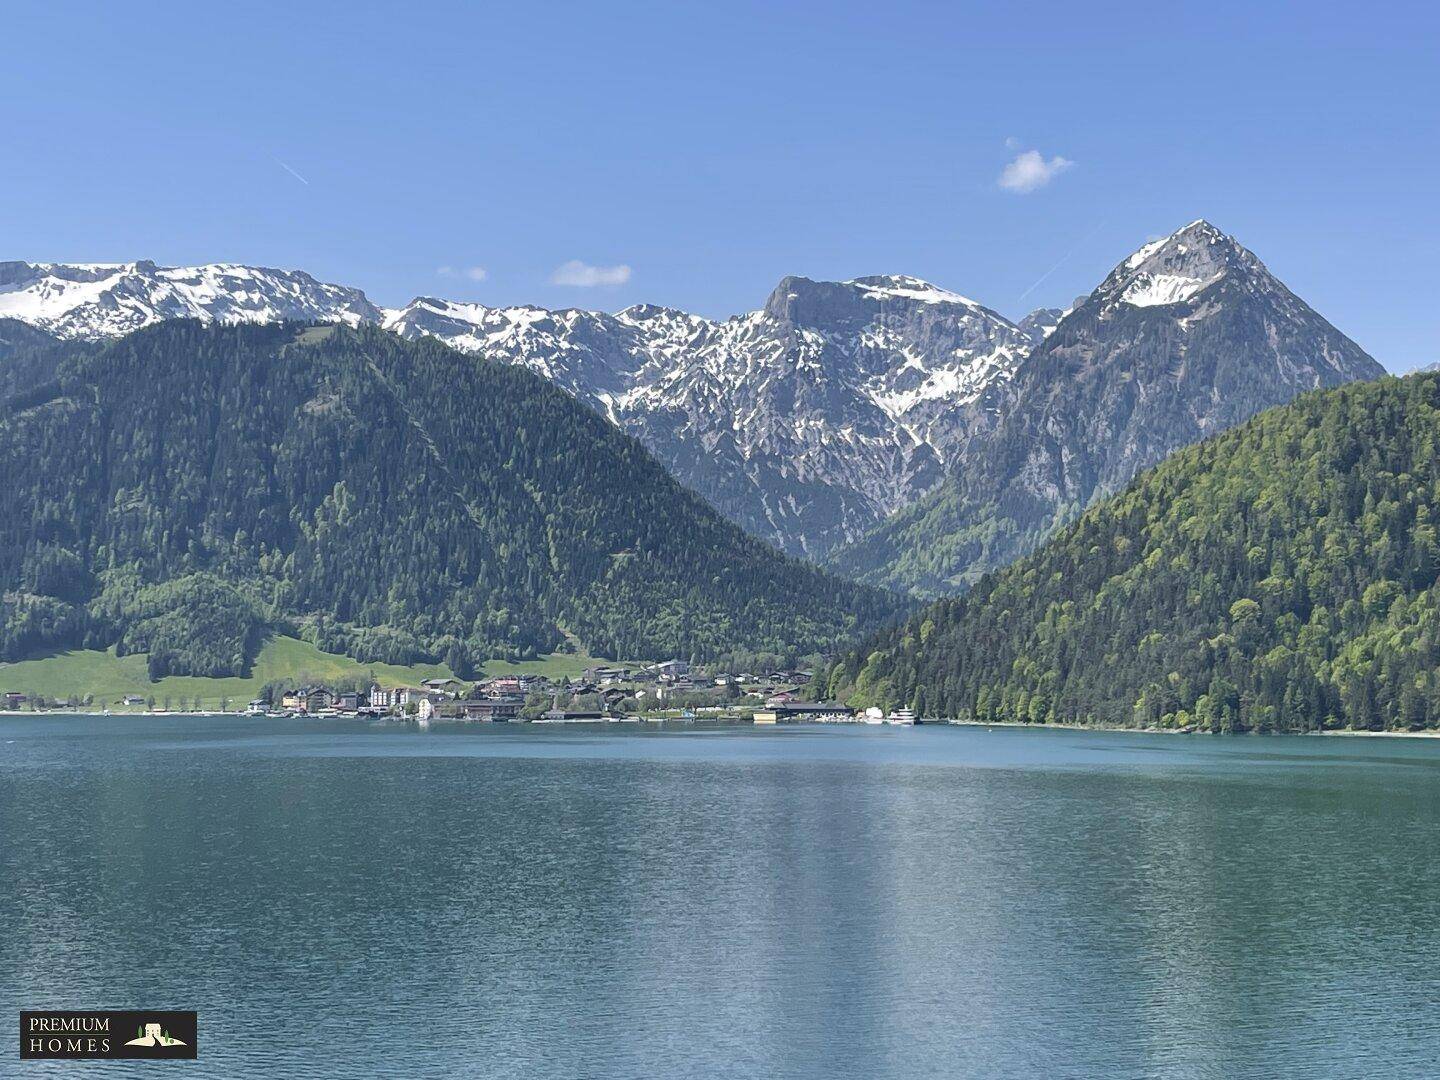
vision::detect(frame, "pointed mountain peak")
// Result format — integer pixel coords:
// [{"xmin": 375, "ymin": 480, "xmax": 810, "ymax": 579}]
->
[
  {"xmin": 1123, "ymin": 219, "xmax": 1235, "ymax": 267},
  {"xmin": 1173, "ymin": 217, "xmax": 1223, "ymax": 239},
  {"xmin": 1097, "ymin": 219, "xmax": 1267, "ymax": 310}
]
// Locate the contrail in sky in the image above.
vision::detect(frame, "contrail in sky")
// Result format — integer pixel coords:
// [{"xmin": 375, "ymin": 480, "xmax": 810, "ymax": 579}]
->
[
  {"xmin": 274, "ymin": 158, "xmax": 310, "ymax": 186},
  {"xmin": 1018, "ymin": 220, "xmax": 1106, "ymax": 304}
]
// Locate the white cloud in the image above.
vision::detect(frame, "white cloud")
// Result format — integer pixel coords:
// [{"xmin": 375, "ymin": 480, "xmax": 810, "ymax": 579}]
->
[
  {"xmin": 550, "ymin": 260, "xmax": 631, "ymax": 287},
  {"xmin": 437, "ymin": 265, "xmax": 487, "ymax": 282},
  {"xmin": 997, "ymin": 148, "xmax": 1075, "ymax": 194}
]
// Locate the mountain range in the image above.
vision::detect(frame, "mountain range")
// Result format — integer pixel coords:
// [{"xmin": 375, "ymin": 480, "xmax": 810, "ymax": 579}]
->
[
  {"xmin": 0, "ymin": 223, "xmax": 1384, "ymax": 589},
  {"xmin": 0, "ymin": 259, "xmax": 1039, "ymax": 560}
]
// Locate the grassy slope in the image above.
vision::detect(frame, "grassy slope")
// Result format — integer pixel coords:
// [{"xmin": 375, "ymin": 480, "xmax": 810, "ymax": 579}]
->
[
  {"xmin": 476, "ymin": 627, "xmax": 642, "ymax": 680},
  {"xmin": 476, "ymin": 654, "xmax": 599, "ymax": 680},
  {"xmin": 0, "ymin": 635, "xmax": 455, "ymax": 710}
]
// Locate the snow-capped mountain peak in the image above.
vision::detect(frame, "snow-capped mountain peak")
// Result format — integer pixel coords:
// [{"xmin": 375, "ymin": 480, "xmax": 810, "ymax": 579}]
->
[
  {"xmin": 0, "ymin": 259, "xmax": 379, "ymax": 340},
  {"xmin": 828, "ymin": 221, "xmax": 1384, "ymax": 595},
  {"xmin": 1101, "ymin": 219, "xmax": 1263, "ymax": 310}
]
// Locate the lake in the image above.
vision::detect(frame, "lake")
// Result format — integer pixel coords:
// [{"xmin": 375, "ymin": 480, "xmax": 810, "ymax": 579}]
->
[{"xmin": 3, "ymin": 715, "xmax": 1439, "ymax": 1078}]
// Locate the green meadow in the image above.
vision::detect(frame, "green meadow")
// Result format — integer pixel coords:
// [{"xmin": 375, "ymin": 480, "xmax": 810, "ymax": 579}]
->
[{"xmin": 0, "ymin": 635, "xmax": 456, "ymax": 710}]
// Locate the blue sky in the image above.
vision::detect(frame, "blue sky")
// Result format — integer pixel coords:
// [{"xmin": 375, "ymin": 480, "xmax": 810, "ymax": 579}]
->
[{"xmin": 4, "ymin": 1, "xmax": 1436, "ymax": 369}]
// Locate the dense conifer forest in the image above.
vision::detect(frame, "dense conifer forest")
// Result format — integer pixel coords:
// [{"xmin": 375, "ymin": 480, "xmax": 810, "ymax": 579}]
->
[
  {"xmin": 825, "ymin": 374, "xmax": 1440, "ymax": 732},
  {"xmin": 0, "ymin": 321, "xmax": 905, "ymax": 677},
  {"xmin": 0, "ymin": 318, "xmax": 67, "ymax": 400}
]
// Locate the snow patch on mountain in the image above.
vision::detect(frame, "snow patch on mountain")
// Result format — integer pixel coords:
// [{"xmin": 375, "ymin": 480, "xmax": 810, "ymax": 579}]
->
[
  {"xmin": 1122, "ymin": 272, "xmax": 1221, "ymax": 307},
  {"xmin": 849, "ymin": 275, "xmax": 982, "ymax": 308}
]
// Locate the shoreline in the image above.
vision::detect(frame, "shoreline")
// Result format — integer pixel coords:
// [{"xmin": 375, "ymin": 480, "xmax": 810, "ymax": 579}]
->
[
  {"xmin": 945, "ymin": 718, "xmax": 1440, "ymax": 739},
  {"xmin": 8, "ymin": 711, "xmax": 1440, "ymax": 739}
]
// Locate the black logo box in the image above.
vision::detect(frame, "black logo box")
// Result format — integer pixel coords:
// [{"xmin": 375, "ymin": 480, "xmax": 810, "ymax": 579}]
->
[{"xmin": 21, "ymin": 1011, "xmax": 197, "ymax": 1060}]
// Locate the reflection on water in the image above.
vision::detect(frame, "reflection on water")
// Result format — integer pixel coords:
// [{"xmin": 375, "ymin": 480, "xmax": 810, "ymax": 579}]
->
[{"xmin": 3, "ymin": 716, "xmax": 1440, "ymax": 1078}]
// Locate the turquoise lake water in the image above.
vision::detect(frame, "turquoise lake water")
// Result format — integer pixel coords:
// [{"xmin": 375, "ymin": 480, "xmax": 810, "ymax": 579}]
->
[{"xmin": 3, "ymin": 715, "xmax": 1439, "ymax": 1078}]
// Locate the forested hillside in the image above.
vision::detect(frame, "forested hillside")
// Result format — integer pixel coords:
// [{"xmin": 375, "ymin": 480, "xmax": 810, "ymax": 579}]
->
[
  {"xmin": 0, "ymin": 318, "xmax": 64, "ymax": 399},
  {"xmin": 0, "ymin": 317, "xmax": 58, "ymax": 358},
  {"xmin": 0, "ymin": 321, "xmax": 904, "ymax": 677},
  {"xmin": 826, "ymin": 374, "xmax": 1440, "ymax": 733}
]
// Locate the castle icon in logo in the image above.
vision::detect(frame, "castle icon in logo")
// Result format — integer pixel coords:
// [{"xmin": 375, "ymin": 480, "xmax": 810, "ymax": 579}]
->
[{"xmin": 125, "ymin": 1022, "xmax": 187, "ymax": 1048}]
